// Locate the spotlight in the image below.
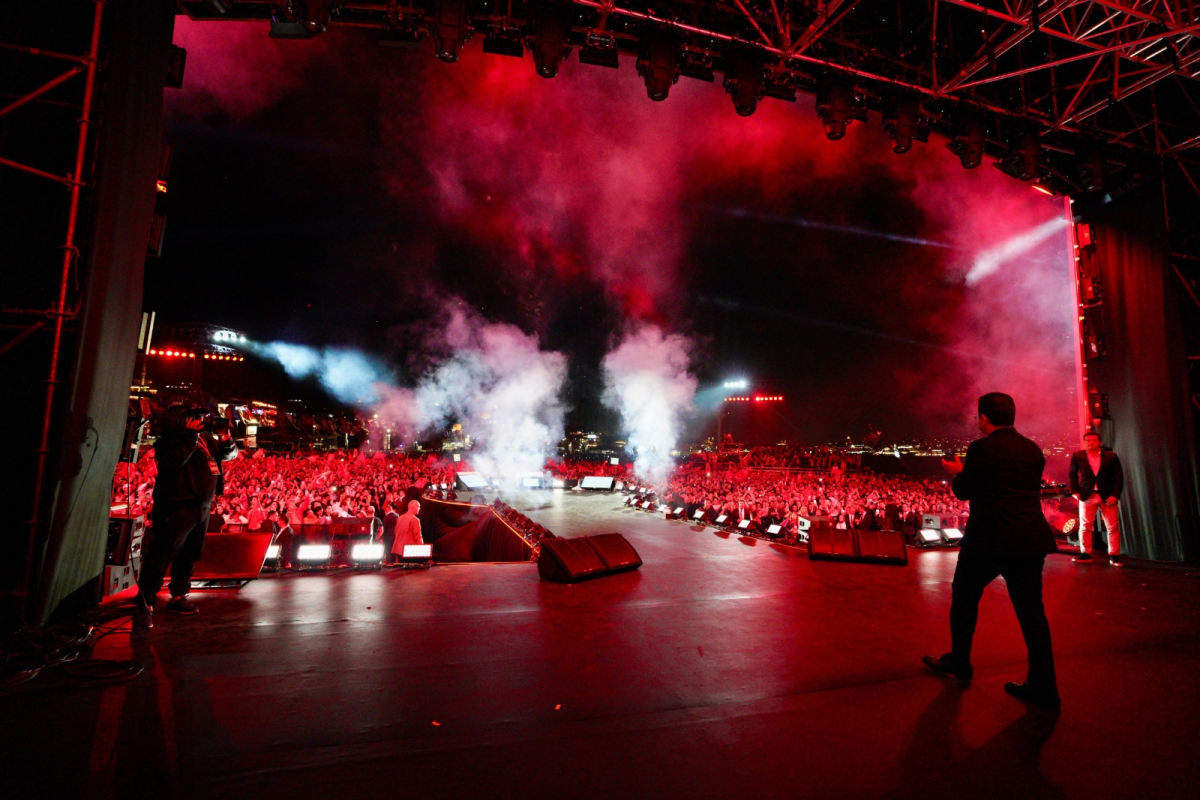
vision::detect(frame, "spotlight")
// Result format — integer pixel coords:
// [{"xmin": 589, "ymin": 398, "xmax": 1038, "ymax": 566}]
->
[
  {"xmin": 350, "ymin": 542, "xmax": 385, "ymax": 567},
  {"xmin": 302, "ymin": 1, "xmax": 332, "ymax": 35},
  {"xmin": 723, "ymin": 52, "xmax": 764, "ymax": 117},
  {"xmin": 1075, "ymin": 138, "xmax": 1107, "ymax": 191},
  {"xmin": 947, "ymin": 114, "xmax": 988, "ymax": 169},
  {"xmin": 531, "ymin": 11, "xmax": 570, "ymax": 78},
  {"xmin": 636, "ymin": 35, "xmax": 680, "ymax": 101},
  {"xmin": 941, "ymin": 528, "xmax": 964, "ymax": 545},
  {"xmin": 995, "ymin": 130, "xmax": 1042, "ymax": 181},
  {"xmin": 295, "ymin": 544, "xmax": 331, "ymax": 567},
  {"xmin": 481, "ymin": 33, "xmax": 524, "ymax": 58},
  {"xmin": 816, "ymin": 77, "xmax": 866, "ymax": 140},
  {"xmin": 917, "ymin": 528, "xmax": 943, "ymax": 547},
  {"xmin": 433, "ymin": 0, "xmax": 469, "ymax": 63},
  {"xmin": 400, "ymin": 544, "xmax": 433, "ymax": 562},
  {"xmin": 882, "ymin": 93, "xmax": 928, "ymax": 154},
  {"xmin": 578, "ymin": 33, "xmax": 620, "ymax": 69}
]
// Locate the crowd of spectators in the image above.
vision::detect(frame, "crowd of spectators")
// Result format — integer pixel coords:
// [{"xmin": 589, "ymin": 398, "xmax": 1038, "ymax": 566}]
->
[
  {"xmin": 542, "ymin": 458, "xmax": 633, "ymax": 480},
  {"xmin": 635, "ymin": 463, "xmax": 969, "ymax": 539},
  {"xmin": 113, "ymin": 446, "xmax": 968, "ymax": 554},
  {"xmin": 741, "ymin": 444, "xmax": 857, "ymax": 471},
  {"xmin": 112, "ymin": 449, "xmax": 462, "ymax": 532}
]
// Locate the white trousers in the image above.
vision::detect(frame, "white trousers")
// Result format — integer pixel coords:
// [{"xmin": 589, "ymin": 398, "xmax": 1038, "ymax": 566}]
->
[{"xmin": 1079, "ymin": 494, "xmax": 1121, "ymax": 556}]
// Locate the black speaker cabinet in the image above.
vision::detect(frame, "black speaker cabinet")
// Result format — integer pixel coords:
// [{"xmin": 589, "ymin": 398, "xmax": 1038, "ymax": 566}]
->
[
  {"xmin": 808, "ymin": 527, "xmax": 908, "ymax": 566},
  {"xmin": 538, "ymin": 534, "xmax": 643, "ymax": 583}
]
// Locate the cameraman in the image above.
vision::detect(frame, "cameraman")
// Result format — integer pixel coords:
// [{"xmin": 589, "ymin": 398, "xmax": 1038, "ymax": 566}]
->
[{"xmin": 133, "ymin": 404, "xmax": 237, "ymax": 631}]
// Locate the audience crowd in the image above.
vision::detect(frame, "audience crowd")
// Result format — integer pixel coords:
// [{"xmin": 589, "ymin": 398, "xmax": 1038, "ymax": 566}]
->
[
  {"xmin": 112, "ymin": 446, "xmax": 968, "ymax": 554},
  {"xmin": 635, "ymin": 463, "xmax": 969, "ymax": 539}
]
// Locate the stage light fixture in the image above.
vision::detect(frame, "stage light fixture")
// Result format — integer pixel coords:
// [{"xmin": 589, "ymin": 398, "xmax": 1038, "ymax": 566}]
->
[
  {"xmin": 578, "ymin": 34, "xmax": 620, "ymax": 69},
  {"xmin": 723, "ymin": 52, "xmax": 765, "ymax": 117},
  {"xmin": 941, "ymin": 528, "xmax": 964, "ymax": 545},
  {"xmin": 995, "ymin": 129, "xmax": 1042, "ymax": 181},
  {"xmin": 295, "ymin": 544, "xmax": 331, "ymax": 566},
  {"xmin": 715, "ymin": 514, "xmax": 729, "ymax": 526},
  {"xmin": 302, "ymin": 1, "xmax": 332, "ymax": 35},
  {"xmin": 203, "ymin": 0, "xmax": 235, "ymax": 15},
  {"xmin": 947, "ymin": 115, "xmax": 987, "ymax": 169},
  {"xmin": 816, "ymin": 77, "xmax": 866, "ymax": 140},
  {"xmin": 262, "ymin": 544, "xmax": 281, "ymax": 571},
  {"xmin": 401, "ymin": 544, "xmax": 433, "ymax": 561},
  {"xmin": 379, "ymin": 23, "xmax": 423, "ymax": 47},
  {"xmin": 917, "ymin": 528, "xmax": 943, "ymax": 547},
  {"xmin": 636, "ymin": 35, "xmax": 680, "ymax": 101},
  {"xmin": 351, "ymin": 542, "xmax": 385, "ymax": 566},
  {"xmin": 882, "ymin": 93, "xmax": 928, "ymax": 154},
  {"xmin": 1075, "ymin": 138, "xmax": 1107, "ymax": 191},
  {"xmin": 531, "ymin": 11, "xmax": 570, "ymax": 78},
  {"xmin": 482, "ymin": 32, "xmax": 524, "ymax": 59},
  {"xmin": 433, "ymin": 0, "xmax": 469, "ymax": 63}
]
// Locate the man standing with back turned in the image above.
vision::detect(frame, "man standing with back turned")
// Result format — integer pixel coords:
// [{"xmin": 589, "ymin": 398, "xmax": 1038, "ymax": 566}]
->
[{"xmin": 923, "ymin": 392, "xmax": 1061, "ymax": 712}]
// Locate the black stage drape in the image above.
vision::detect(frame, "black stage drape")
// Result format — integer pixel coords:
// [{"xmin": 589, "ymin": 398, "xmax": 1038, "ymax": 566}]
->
[
  {"xmin": 1082, "ymin": 188, "xmax": 1199, "ymax": 561},
  {"xmin": 418, "ymin": 500, "xmax": 533, "ymax": 562},
  {"xmin": 34, "ymin": 1, "xmax": 175, "ymax": 622}
]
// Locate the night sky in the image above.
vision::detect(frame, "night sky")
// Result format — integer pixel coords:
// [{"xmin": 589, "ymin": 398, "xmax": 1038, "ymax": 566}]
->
[{"xmin": 150, "ymin": 19, "xmax": 1077, "ymax": 446}]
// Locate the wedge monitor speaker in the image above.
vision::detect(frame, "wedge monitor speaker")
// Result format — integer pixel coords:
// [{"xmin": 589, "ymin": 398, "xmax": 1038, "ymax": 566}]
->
[{"xmin": 538, "ymin": 534, "xmax": 643, "ymax": 583}]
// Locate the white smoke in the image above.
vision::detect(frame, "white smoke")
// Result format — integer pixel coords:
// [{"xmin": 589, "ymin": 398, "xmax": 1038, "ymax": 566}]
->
[
  {"xmin": 602, "ymin": 325, "xmax": 698, "ymax": 486},
  {"xmin": 406, "ymin": 305, "xmax": 568, "ymax": 477},
  {"xmin": 258, "ymin": 342, "xmax": 389, "ymax": 405},
  {"xmin": 258, "ymin": 303, "xmax": 568, "ymax": 480}
]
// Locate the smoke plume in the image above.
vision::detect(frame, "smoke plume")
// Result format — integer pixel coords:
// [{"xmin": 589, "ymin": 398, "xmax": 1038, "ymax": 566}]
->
[{"xmin": 601, "ymin": 325, "xmax": 698, "ymax": 484}]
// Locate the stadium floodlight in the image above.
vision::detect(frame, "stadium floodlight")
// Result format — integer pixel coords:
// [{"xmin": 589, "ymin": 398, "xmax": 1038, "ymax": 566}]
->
[
  {"xmin": 350, "ymin": 543, "xmax": 385, "ymax": 567},
  {"xmin": 295, "ymin": 544, "xmax": 331, "ymax": 567}
]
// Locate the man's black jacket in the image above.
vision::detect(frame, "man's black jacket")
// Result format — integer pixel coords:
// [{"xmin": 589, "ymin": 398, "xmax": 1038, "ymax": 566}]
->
[
  {"xmin": 152, "ymin": 430, "xmax": 237, "ymax": 510},
  {"xmin": 1068, "ymin": 449, "xmax": 1124, "ymax": 501},
  {"xmin": 951, "ymin": 427, "xmax": 1057, "ymax": 557}
]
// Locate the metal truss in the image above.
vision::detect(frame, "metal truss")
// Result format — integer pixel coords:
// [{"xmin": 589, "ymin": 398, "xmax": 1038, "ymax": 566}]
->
[{"xmin": 176, "ymin": 1, "xmax": 1200, "ymax": 195}]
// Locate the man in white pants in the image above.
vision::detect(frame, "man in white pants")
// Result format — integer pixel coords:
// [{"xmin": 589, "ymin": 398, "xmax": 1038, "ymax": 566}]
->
[{"xmin": 1069, "ymin": 431, "xmax": 1125, "ymax": 566}]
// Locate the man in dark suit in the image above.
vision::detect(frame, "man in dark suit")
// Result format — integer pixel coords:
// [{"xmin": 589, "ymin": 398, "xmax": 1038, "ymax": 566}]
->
[
  {"xmin": 923, "ymin": 393, "xmax": 1061, "ymax": 712},
  {"xmin": 1069, "ymin": 430, "xmax": 1125, "ymax": 566},
  {"xmin": 380, "ymin": 500, "xmax": 401, "ymax": 564}
]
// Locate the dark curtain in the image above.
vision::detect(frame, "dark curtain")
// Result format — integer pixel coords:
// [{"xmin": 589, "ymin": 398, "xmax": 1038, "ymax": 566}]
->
[
  {"xmin": 419, "ymin": 500, "xmax": 533, "ymax": 562},
  {"xmin": 1084, "ymin": 187, "xmax": 1199, "ymax": 561},
  {"xmin": 34, "ymin": 1, "xmax": 175, "ymax": 621}
]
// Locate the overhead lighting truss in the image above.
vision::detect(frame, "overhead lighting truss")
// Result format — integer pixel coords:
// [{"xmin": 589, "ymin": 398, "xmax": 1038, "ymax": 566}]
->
[{"xmin": 176, "ymin": 1, "xmax": 1200, "ymax": 194}]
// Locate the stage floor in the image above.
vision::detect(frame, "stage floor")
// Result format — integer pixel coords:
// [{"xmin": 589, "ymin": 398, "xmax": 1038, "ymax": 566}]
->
[{"xmin": 5, "ymin": 492, "xmax": 1200, "ymax": 799}]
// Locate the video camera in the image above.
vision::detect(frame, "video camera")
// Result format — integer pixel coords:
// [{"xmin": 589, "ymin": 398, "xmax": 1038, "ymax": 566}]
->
[{"xmin": 155, "ymin": 403, "xmax": 229, "ymax": 436}]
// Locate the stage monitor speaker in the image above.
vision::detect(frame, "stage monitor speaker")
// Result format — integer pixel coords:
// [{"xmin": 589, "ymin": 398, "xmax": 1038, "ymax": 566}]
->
[
  {"xmin": 922, "ymin": 514, "xmax": 943, "ymax": 530},
  {"xmin": 808, "ymin": 527, "xmax": 908, "ymax": 566},
  {"xmin": 538, "ymin": 533, "xmax": 643, "ymax": 583}
]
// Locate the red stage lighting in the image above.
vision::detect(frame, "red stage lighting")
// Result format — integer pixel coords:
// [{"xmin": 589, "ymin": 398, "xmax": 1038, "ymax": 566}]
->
[
  {"xmin": 723, "ymin": 52, "xmax": 765, "ymax": 117},
  {"xmin": 637, "ymin": 35, "xmax": 680, "ymax": 101},
  {"xmin": 816, "ymin": 78, "xmax": 866, "ymax": 140},
  {"xmin": 531, "ymin": 11, "xmax": 569, "ymax": 78},
  {"xmin": 433, "ymin": 0, "xmax": 469, "ymax": 63},
  {"xmin": 882, "ymin": 93, "xmax": 927, "ymax": 154},
  {"xmin": 947, "ymin": 115, "xmax": 987, "ymax": 169}
]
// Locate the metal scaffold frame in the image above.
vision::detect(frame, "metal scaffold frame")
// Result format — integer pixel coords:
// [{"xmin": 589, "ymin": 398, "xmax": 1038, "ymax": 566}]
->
[{"xmin": 0, "ymin": 1, "xmax": 105, "ymax": 613}]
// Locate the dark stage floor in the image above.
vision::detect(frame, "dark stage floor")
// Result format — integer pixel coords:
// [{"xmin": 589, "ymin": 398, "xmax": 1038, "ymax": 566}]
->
[{"xmin": 6, "ymin": 492, "xmax": 1200, "ymax": 799}]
